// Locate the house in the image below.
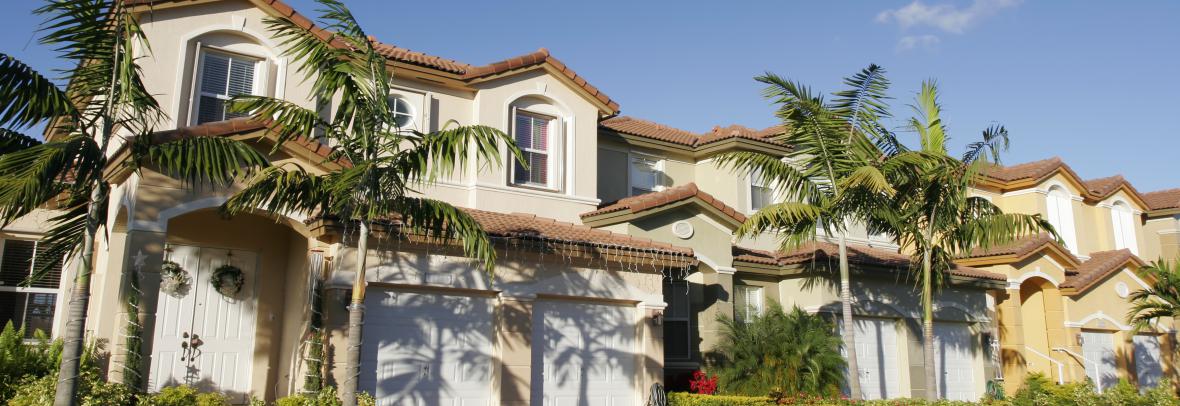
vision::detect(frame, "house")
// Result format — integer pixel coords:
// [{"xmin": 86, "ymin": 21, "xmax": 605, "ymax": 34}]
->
[{"xmin": 0, "ymin": 0, "xmax": 1175, "ymax": 404}]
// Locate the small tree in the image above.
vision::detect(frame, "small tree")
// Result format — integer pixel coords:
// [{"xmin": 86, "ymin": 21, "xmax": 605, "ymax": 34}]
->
[
  {"xmin": 712, "ymin": 303, "xmax": 847, "ymax": 397},
  {"xmin": 872, "ymin": 81, "xmax": 1056, "ymax": 400},
  {"xmin": 1127, "ymin": 260, "xmax": 1180, "ymax": 330},
  {"xmin": 0, "ymin": 2, "xmax": 269, "ymax": 404},
  {"xmin": 219, "ymin": 1, "xmax": 523, "ymax": 404}
]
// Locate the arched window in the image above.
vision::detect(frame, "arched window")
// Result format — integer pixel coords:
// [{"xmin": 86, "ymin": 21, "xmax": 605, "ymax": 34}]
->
[
  {"xmin": 182, "ymin": 32, "xmax": 275, "ymax": 127},
  {"xmin": 1111, "ymin": 201, "xmax": 1138, "ymax": 254},
  {"xmin": 1045, "ymin": 185, "xmax": 1078, "ymax": 253},
  {"xmin": 508, "ymin": 97, "xmax": 564, "ymax": 191}
]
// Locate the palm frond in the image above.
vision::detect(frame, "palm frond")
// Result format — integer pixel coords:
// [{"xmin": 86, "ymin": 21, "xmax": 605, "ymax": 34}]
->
[
  {"xmin": 0, "ymin": 53, "xmax": 76, "ymax": 129},
  {"xmin": 0, "ymin": 128, "xmax": 43, "ymax": 155},
  {"xmin": 910, "ymin": 80, "xmax": 947, "ymax": 154},
  {"xmin": 734, "ymin": 202, "xmax": 824, "ymax": 245},
  {"xmin": 228, "ymin": 95, "xmax": 329, "ymax": 149},
  {"xmin": 25, "ymin": 190, "xmax": 98, "ymax": 286},
  {"xmin": 136, "ymin": 136, "xmax": 270, "ymax": 186},
  {"xmin": 0, "ymin": 135, "xmax": 101, "ymax": 224},
  {"xmin": 713, "ymin": 151, "xmax": 822, "ymax": 203},
  {"xmin": 399, "ymin": 124, "xmax": 522, "ymax": 183},
  {"xmin": 832, "ymin": 64, "xmax": 891, "ymax": 136},
  {"xmin": 220, "ymin": 165, "xmax": 330, "ymax": 217},
  {"xmin": 962, "ymin": 125, "xmax": 1009, "ymax": 165},
  {"xmin": 397, "ymin": 197, "xmax": 496, "ymax": 271}
]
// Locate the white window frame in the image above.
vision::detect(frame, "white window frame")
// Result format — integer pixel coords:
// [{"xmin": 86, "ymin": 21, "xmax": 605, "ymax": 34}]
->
[
  {"xmin": 508, "ymin": 108, "xmax": 563, "ymax": 191},
  {"xmin": 1045, "ymin": 185, "xmax": 1078, "ymax": 253},
  {"xmin": 1110, "ymin": 200, "xmax": 1139, "ymax": 255},
  {"xmin": 664, "ymin": 280, "xmax": 692, "ymax": 361},
  {"xmin": 189, "ymin": 47, "xmax": 266, "ymax": 126},
  {"xmin": 628, "ymin": 152, "xmax": 665, "ymax": 196},
  {"xmin": 0, "ymin": 239, "xmax": 64, "ymax": 339},
  {"xmin": 747, "ymin": 169, "xmax": 777, "ymax": 214},
  {"xmin": 735, "ymin": 284, "xmax": 764, "ymax": 323}
]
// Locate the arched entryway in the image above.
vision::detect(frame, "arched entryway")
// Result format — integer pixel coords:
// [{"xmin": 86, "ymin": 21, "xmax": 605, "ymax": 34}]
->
[{"xmin": 1018, "ymin": 277, "xmax": 1067, "ymax": 382}]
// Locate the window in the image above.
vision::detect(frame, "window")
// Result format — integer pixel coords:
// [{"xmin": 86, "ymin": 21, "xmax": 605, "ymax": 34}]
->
[
  {"xmin": 734, "ymin": 285, "xmax": 764, "ymax": 323},
  {"xmin": 1111, "ymin": 201, "xmax": 1139, "ymax": 254},
  {"xmin": 389, "ymin": 96, "xmax": 415, "ymax": 129},
  {"xmin": 511, "ymin": 110, "xmax": 559, "ymax": 189},
  {"xmin": 194, "ymin": 50, "xmax": 260, "ymax": 125},
  {"xmin": 663, "ymin": 280, "xmax": 691, "ymax": 361},
  {"xmin": 0, "ymin": 239, "xmax": 63, "ymax": 338},
  {"xmin": 629, "ymin": 155, "xmax": 662, "ymax": 196},
  {"xmin": 749, "ymin": 170, "xmax": 775, "ymax": 212},
  {"xmin": 1045, "ymin": 186, "xmax": 1078, "ymax": 253}
]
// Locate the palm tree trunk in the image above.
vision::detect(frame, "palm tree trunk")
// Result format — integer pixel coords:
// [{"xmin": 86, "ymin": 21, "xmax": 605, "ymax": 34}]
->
[
  {"xmin": 837, "ymin": 231, "xmax": 861, "ymax": 400},
  {"xmin": 341, "ymin": 220, "xmax": 370, "ymax": 406},
  {"xmin": 922, "ymin": 245, "xmax": 937, "ymax": 401},
  {"xmin": 54, "ymin": 187, "xmax": 103, "ymax": 406}
]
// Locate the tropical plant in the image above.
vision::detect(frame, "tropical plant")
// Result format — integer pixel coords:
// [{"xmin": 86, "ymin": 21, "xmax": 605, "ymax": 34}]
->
[
  {"xmin": 1126, "ymin": 260, "xmax": 1180, "ymax": 330},
  {"xmin": 8, "ymin": 339, "xmax": 137, "ymax": 406},
  {"xmin": 217, "ymin": 1, "xmax": 523, "ymax": 404},
  {"xmin": 0, "ymin": 322, "xmax": 64, "ymax": 400},
  {"xmin": 0, "ymin": 1, "xmax": 269, "ymax": 404},
  {"xmin": 869, "ymin": 81, "xmax": 1056, "ymax": 400},
  {"xmin": 711, "ymin": 303, "xmax": 847, "ymax": 397},
  {"xmin": 714, "ymin": 65, "xmax": 901, "ymax": 399}
]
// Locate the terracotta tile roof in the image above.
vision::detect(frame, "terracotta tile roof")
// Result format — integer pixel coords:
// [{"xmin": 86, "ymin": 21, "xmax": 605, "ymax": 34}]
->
[
  {"xmin": 600, "ymin": 116, "xmax": 700, "ymax": 146},
  {"xmin": 466, "ymin": 209, "xmax": 692, "ymax": 256},
  {"xmin": 600, "ymin": 116, "xmax": 787, "ymax": 148},
  {"xmin": 1060, "ymin": 249, "xmax": 1146, "ymax": 293},
  {"xmin": 581, "ymin": 183, "xmax": 746, "ymax": 224},
  {"xmin": 967, "ymin": 233, "xmax": 1061, "ymax": 259},
  {"xmin": 733, "ymin": 242, "xmax": 1005, "ymax": 281},
  {"xmin": 149, "ymin": 118, "xmax": 341, "ymax": 163},
  {"xmin": 980, "ymin": 157, "xmax": 1067, "ymax": 182},
  {"xmin": 1144, "ymin": 188, "xmax": 1180, "ymax": 211},
  {"xmin": 127, "ymin": 0, "xmax": 618, "ymax": 113},
  {"xmin": 1081, "ymin": 175, "xmax": 1142, "ymax": 201}
]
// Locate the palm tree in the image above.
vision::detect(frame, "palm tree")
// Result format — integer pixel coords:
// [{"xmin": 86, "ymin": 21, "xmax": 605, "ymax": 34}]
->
[
  {"xmin": 714, "ymin": 303, "xmax": 847, "ymax": 397},
  {"xmin": 1127, "ymin": 260, "xmax": 1180, "ymax": 330},
  {"xmin": 873, "ymin": 81, "xmax": 1056, "ymax": 400},
  {"xmin": 714, "ymin": 65, "xmax": 901, "ymax": 400},
  {"xmin": 218, "ymin": 1, "xmax": 523, "ymax": 404},
  {"xmin": 0, "ymin": 1, "xmax": 269, "ymax": 404}
]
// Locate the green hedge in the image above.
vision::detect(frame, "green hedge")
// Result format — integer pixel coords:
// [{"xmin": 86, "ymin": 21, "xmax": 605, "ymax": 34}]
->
[
  {"xmin": 667, "ymin": 392, "xmax": 981, "ymax": 405},
  {"xmin": 667, "ymin": 392, "xmax": 776, "ymax": 405}
]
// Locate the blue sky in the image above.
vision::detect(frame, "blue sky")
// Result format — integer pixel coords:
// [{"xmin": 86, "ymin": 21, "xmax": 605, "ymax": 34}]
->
[{"xmin": 2, "ymin": 0, "xmax": 1177, "ymax": 191}]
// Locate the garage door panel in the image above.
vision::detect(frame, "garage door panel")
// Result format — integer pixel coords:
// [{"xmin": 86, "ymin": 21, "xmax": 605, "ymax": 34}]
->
[
  {"xmin": 1082, "ymin": 331, "xmax": 1118, "ymax": 392},
  {"xmin": 1134, "ymin": 335, "xmax": 1163, "ymax": 391},
  {"xmin": 363, "ymin": 290, "xmax": 494, "ymax": 406},
  {"xmin": 537, "ymin": 301, "xmax": 637, "ymax": 406},
  {"xmin": 934, "ymin": 323, "xmax": 976, "ymax": 401}
]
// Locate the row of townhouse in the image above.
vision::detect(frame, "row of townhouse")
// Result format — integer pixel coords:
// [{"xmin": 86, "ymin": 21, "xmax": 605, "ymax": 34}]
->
[{"xmin": 1, "ymin": 0, "xmax": 1178, "ymax": 404}]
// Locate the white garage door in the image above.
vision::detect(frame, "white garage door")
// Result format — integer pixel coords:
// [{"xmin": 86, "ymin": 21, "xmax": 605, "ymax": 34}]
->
[
  {"xmin": 534, "ymin": 300, "xmax": 637, "ymax": 406},
  {"xmin": 1081, "ymin": 331, "xmax": 1118, "ymax": 392},
  {"xmin": 361, "ymin": 290, "xmax": 494, "ymax": 406},
  {"xmin": 934, "ymin": 323, "xmax": 976, "ymax": 401},
  {"xmin": 1134, "ymin": 335, "xmax": 1164, "ymax": 391},
  {"xmin": 849, "ymin": 318, "xmax": 901, "ymax": 400}
]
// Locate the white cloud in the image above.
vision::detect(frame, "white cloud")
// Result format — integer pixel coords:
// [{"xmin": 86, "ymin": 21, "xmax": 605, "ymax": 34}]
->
[
  {"xmin": 877, "ymin": 0, "xmax": 1021, "ymax": 34},
  {"xmin": 897, "ymin": 35, "xmax": 941, "ymax": 51}
]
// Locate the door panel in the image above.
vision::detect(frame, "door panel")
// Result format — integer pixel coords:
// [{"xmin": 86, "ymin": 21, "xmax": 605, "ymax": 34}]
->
[
  {"xmin": 853, "ymin": 318, "xmax": 900, "ymax": 400},
  {"xmin": 1134, "ymin": 335, "xmax": 1163, "ymax": 391},
  {"xmin": 934, "ymin": 323, "xmax": 976, "ymax": 401},
  {"xmin": 149, "ymin": 246, "xmax": 257, "ymax": 402},
  {"xmin": 535, "ymin": 300, "xmax": 637, "ymax": 406},
  {"xmin": 1081, "ymin": 331, "xmax": 1118, "ymax": 391}
]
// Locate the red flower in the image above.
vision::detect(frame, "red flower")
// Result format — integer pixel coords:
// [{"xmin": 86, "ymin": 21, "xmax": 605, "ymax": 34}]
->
[{"xmin": 688, "ymin": 370, "xmax": 719, "ymax": 395}]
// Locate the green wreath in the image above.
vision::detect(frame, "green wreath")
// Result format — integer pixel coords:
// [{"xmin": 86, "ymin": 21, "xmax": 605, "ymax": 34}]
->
[
  {"xmin": 211, "ymin": 264, "xmax": 245, "ymax": 297},
  {"xmin": 159, "ymin": 260, "xmax": 191, "ymax": 297}
]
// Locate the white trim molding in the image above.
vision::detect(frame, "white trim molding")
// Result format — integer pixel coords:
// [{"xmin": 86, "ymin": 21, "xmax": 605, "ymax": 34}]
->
[
  {"xmin": 1064, "ymin": 311, "xmax": 1132, "ymax": 331},
  {"xmin": 1007, "ymin": 270, "xmax": 1061, "ymax": 290}
]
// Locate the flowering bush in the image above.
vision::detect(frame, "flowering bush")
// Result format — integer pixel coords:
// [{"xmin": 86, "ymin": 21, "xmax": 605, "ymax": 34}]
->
[{"xmin": 689, "ymin": 370, "xmax": 719, "ymax": 395}]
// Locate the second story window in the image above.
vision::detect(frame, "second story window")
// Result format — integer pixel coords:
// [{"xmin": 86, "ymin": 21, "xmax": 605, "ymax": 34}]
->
[
  {"xmin": 663, "ymin": 280, "xmax": 691, "ymax": 361},
  {"xmin": 629, "ymin": 155, "xmax": 662, "ymax": 196},
  {"xmin": 1111, "ymin": 201, "xmax": 1139, "ymax": 254},
  {"xmin": 749, "ymin": 170, "xmax": 775, "ymax": 212},
  {"xmin": 735, "ymin": 284, "xmax": 764, "ymax": 323},
  {"xmin": 511, "ymin": 110, "xmax": 560, "ymax": 190},
  {"xmin": 0, "ymin": 239, "xmax": 64, "ymax": 339},
  {"xmin": 194, "ymin": 50, "xmax": 260, "ymax": 125},
  {"xmin": 389, "ymin": 96, "xmax": 415, "ymax": 129},
  {"xmin": 1045, "ymin": 186, "xmax": 1078, "ymax": 253}
]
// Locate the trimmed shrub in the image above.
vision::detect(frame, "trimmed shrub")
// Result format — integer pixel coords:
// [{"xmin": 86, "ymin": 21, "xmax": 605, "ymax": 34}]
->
[
  {"xmin": 272, "ymin": 387, "xmax": 375, "ymax": 406},
  {"xmin": 138, "ymin": 385, "xmax": 232, "ymax": 406},
  {"xmin": 711, "ymin": 303, "xmax": 846, "ymax": 396},
  {"xmin": 667, "ymin": 392, "xmax": 776, "ymax": 405}
]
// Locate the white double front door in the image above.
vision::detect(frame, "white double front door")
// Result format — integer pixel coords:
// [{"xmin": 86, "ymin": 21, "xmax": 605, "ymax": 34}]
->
[{"xmin": 149, "ymin": 245, "xmax": 258, "ymax": 401}]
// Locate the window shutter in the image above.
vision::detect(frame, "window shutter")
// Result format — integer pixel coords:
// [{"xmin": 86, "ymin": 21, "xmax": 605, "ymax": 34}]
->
[
  {"xmin": 0, "ymin": 240, "xmax": 34, "ymax": 287},
  {"xmin": 735, "ymin": 286, "xmax": 749, "ymax": 322},
  {"xmin": 185, "ymin": 41, "xmax": 203, "ymax": 125}
]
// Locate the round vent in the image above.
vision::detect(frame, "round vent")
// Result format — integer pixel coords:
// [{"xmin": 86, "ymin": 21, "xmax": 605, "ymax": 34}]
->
[
  {"xmin": 672, "ymin": 221, "xmax": 694, "ymax": 239},
  {"xmin": 1115, "ymin": 282, "xmax": 1130, "ymax": 298}
]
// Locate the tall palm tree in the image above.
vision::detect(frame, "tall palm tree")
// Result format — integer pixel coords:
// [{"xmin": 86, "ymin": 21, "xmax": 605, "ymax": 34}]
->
[
  {"xmin": 873, "ymin": 81, "xmax": 1056, "ymax": 400},
  {"xmin": 714, "ymin": 65, "xmax": 902, "ymax": 400},
  {"xmin": 219, "ymin": 1, "xmax": 523, "ymax": 404},
  {"xmin": 1127, "ymin": 260, "xmax": 1180, "ymax": 330},
  {"xmin": 0, "ymin": 1, "xmax": 270, "ymax": 404}
]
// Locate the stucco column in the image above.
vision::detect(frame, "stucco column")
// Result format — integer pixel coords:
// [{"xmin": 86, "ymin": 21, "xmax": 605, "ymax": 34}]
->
[
  {"xmin": 995, "ymin": 288, "xmax": 1027, "ymax": 393},
  {"xmin": 498, "ymin": 293, "xmax": 534, "ymax": 406},
  {"xmin": 698, "ymin": 267, "xmax": 734, "ymax": 356},
  {"xmin": 639, "ymin": 301, "xmax": 666, "ymax": 400},
  {"xmin": 110, "ymin": 230, "xmax": 166, "ymax": 389}
]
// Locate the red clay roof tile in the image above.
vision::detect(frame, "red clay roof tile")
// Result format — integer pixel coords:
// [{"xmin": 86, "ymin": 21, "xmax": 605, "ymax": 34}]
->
[
  {"xmin": 732, "ymin": 242, "xmax": 1005, "ymax": 281},
  {"xmin": 600, "ymin": 116, "xmax": 786, "ymax": 148},
  {"xmin": 581, "ymin": 183, "xmax": 747, "ymax": 225},
  {"xmin": 1144, "ymin": 188, "xmax": 1180, "ymax": 211},
  {"xmin": 1060, "ymin": 249, "xmax": 1146, "ymax": 292}
]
